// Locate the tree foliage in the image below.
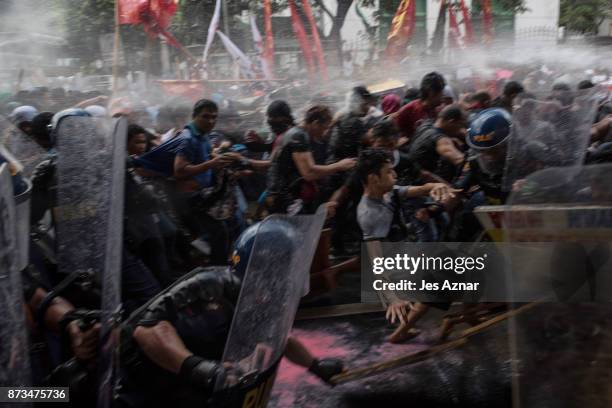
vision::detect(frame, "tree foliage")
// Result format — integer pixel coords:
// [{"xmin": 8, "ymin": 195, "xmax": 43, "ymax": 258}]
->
[
  {"xmin": 560, "ymin": 0, "xmax": 612, "ymax": 34},
  {"xmin": 496, "ymin": 0, "xmax": 528, "ymax": 14}
]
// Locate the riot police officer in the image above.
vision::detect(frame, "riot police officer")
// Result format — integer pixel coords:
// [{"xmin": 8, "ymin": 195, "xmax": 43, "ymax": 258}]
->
[
  {"xmin": 117, "ymin": 219, "xmax": 344, "ymax": 408},
  {"xmin": 453, "ymin": 108, "xmax": 512, "ymax": 240}
]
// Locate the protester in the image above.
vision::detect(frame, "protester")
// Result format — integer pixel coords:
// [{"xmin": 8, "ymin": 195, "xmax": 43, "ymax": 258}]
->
[
  {"xmin": 355, "ymin": 148, "xmax": 459, "ymax": 342},
  {"xmin": 394, "ymin": 72, "xmax": 446, "ymax": 143},
  {"xmin": 381, "ymin": 94, "xmax": 402, "ymax": 116},
  {"xmin": 173, "ymin": 99, "xmax": 241, "ymax": 265},
  {"xmin": 408, "ymin": 104, "xmax": 468, "ymax": 183},
  {"xmin": 267, "ymin": 105, "xmax": 356, "ymax": 214},
  {"xmin": 491, "ymin": 80, "xmax": 524, "ymax": 112}
]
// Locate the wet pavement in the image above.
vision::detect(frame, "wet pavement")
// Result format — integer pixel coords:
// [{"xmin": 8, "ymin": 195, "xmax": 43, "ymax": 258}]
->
[{"xmin": 269, "ymin": 303, "xmax": 612, "ymax": 408}]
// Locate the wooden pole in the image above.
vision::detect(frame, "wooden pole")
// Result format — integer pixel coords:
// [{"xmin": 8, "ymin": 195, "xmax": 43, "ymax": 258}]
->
[
  {"xmin": 331, "ymin": 338, "xmax": 468, "ymax": 385},
  {"xmin": 329, "ymin": 302, "xmax": 539, "ymax": 385},
  {"xmin": 174, "ymin": 40, "xmax": 198, "ymax": 64},
  {"xmin": 145, "ymin": 35, "xmax": 153, "ymax": 81},
  {"xmin": 112, "ymin": 0, "xmax": 121, "ymax": 95}
]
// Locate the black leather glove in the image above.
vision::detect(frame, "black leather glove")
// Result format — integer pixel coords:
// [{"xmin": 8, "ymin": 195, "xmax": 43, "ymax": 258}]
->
[
  {"xmin": 308, "ymin": 358, "xmax": 344, "ymax": 385},
  {"xmin": 180, "ymin": 355, "xmax": 226, "ymax": 393}
]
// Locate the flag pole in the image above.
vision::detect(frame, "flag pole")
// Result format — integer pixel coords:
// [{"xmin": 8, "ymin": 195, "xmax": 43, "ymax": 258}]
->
[{"xmin": 112, "ymin": 0, "xmax": 120, "ymax": 94}]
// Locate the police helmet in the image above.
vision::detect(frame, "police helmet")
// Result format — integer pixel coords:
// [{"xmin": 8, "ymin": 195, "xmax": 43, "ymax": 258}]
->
[
  {"xmin": 467, "ymin": 108, "xmax": 512, "ymax": 150},
  {"xmin": 231, "ymin": 218, "xmax": 299, "ymax": 281},
  {"xmin": 9, "ymin": 105, "xmax": 39, "ymax": 125},
  {"xmin": 84, "ymin": 105, "xmax": 108, "ymax": 117},
  {"xmin": 48, "ymin": 108, "xmax": 91, "ymax": 133}
]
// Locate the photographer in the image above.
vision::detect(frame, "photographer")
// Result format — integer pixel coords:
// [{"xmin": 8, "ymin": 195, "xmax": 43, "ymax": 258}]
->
[{"xmin": 173, "ymin": 99, "xmax": 269, "ymax": 264}]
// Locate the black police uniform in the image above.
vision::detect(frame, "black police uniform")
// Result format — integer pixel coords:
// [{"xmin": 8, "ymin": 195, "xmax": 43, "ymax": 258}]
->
[
  {"xmin": 452, "ymin": 156, "xmax": 507, "ymax": 242},
  {"xmin": 30, "ymin": 157, "xmax": 162, "ymax": 314},
  {"xmin": 455, "ymin": 157, "xmax": 508, "ymax": 206},
  {"xmin": 117, "ymin": 266, "xmax": 239, "ymax": 408}
]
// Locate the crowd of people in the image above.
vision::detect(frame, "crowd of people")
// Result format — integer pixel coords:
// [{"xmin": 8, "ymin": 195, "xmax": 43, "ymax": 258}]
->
[{"xmin": 1, "ymin": 67, "xmax": 611, "ymax": 407}]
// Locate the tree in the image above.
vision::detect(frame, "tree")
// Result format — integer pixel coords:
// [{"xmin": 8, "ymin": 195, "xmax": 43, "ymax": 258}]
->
[
  {"xmin": 309, "ymin": 0, "xmax": 376, "ymax": 64},
  {"xmin": 560, "ymin": 0, "xmax": 612, "ymax": 34},
  {"xmin": 60, "ymin": 0, "xmax": 116, "ymax": 64}
]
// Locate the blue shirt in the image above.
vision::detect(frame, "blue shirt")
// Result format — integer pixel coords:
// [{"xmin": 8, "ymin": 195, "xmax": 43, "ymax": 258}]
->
[{"xmin": 176, "ymin": 123, "xmax": 214, "ymax": 188}]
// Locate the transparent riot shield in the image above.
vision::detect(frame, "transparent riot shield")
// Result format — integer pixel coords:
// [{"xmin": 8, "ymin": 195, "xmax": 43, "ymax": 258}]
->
[
  {"xmin": 0, "ymin": 115, "xmax": 46, "ymax": 178},
  {"xmin": 504, "ymin": 164, "xmax": 612, "ymax": 407},
  {"xmin": 0, "ymin": 164, "xmax": 31, "ymax": 387},
  {"xmin": 14, "ymin": 180, "xmax": 32, "ymax": 272},
  {"xmin": 54, "ymin": 116, "xmax": 127, "ymax": 407},
  {"xmin": 216, "ymin": 206, "xmax": 327, "ymax": 405},
  {"xmin": 502, "ymin": 86, "xmax": 607, "ymax": 192}
]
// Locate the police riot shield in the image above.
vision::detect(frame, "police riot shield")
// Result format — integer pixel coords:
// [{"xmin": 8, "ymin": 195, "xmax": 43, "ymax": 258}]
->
[
  {"xmin": 215, "ymin": 206, "xmax": 327, "ymax": 406},
  {"xmin": 502, "ymin": 86, "xmax": 607, "ymax": 192},
  {"xmin": 0, "ymin": 115, "xmax": 46, "ymax": 178},
  {"xmin": 14, "ymin": 179, "xmax": 32, "ymax": 273},
  {"xmin": 54, "ymin": 116, "xmax": 127, "ymax": 407},
  {"xmin": 0, "ymin": 164, "xmax": 31, "ymax": 387},
  {"xmin": 504, "ymin": 164, "xmax": 612, "ymax": 407}
]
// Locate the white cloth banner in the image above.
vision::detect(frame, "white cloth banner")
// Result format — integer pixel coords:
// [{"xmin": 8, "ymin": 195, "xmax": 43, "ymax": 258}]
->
[
  {"xmin": 202, "ymin": 0, "xmax": 221, "ymax": 62},
  {"xmin": 249, "ymin": 14, "xmax": 273, "ymax": 79},
  {"xmin": 217, "ymin": 30, "xmax": 256, "ymax": 78}
]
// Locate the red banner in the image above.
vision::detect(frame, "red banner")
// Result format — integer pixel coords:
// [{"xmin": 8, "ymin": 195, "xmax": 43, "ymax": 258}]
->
[
  {"xmin": 481, "ymin": 0, "xmax": 494, "ymax": 44},
  {"xmin": 288, "ymin": 0, "xmax": 316, "ymax": 78},
  {"xmin": 385, "ymin": 0, "xmax": 417, "ymax": 61},
  {"xmin": 118, "ymin": 0, "xmax": 142, "ymax": 25},
  {"xmin": 459, "ymin": 0, "xmax": 474, "ymax": 45},
  {"xmin": 263, "ymin": 0, "xmax": 276, "ymax": 74},
  {"xmin": 301, "ymin": 0, "xmax": 328, "ymax": 81}
]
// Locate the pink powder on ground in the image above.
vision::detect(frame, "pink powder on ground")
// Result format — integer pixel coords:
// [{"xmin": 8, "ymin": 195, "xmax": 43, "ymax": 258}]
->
[
  {"xmin": 272, "ymin": 329, "xmax": 355, "ymax": 407},
  {"xmin": 275, "ymin": 328, "xmax": 353, "ymax": 385}
]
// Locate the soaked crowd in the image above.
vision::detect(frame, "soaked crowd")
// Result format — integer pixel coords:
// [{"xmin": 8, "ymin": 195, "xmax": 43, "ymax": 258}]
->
[{"xmin": 1, "ymin": 69, "xmax": 611, "ymax": 407}]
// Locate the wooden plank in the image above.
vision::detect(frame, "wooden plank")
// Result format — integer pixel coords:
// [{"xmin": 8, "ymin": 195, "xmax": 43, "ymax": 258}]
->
[
  {"xmin": 296, "ymin": 303, "xmax": 385, "ymax": 320},
  {"xmin": 331, "ymin": 338, "xmax": 468, "ymax": 385},
  {"xmin": 329, "ymin": 302, "xmax": 539, "ymax": 385}
]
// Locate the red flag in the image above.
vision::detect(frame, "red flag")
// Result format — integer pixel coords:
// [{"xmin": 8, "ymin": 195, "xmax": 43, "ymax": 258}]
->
[
  {"xmin": 301, "ymin": 0, "xmax": 328, "ymax": 81},
  {"xmin": 118, "ymin": 0, "xmax": 180, "ymax": 48},
  {"xmin": 148, "ymin": 0, "xmax": 178, "ymax": 31},
  {"xmin": 263, "ymin": 0, "xmax": 275, "ymax": 73},
  {"xmin": 448, "ymin": 6, "xmax": 461, "ymax": 49},
  {"xmin": 459, "ymin": 0, "xmax": 474, "ymax": 45},
  {"xmin": 288, "ymin": 0, "xmax": 316, "ymax": 78},
  {"xmin": 385, "ymin": 0, "xmax": 416, "ymax": 61},
  {"xmin": 118, "ymin": 0, "xmax": 143, "ymax": 25},
  {"xmin": 481, "ymin": 0, "xmax": 494, "ymax": 44}
]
